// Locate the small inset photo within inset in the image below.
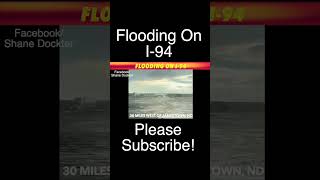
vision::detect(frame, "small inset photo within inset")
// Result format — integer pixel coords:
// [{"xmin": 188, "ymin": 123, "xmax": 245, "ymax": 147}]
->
[{"xmin": 129, "ymin": 70, "xmax": 193, "ymax": 119}]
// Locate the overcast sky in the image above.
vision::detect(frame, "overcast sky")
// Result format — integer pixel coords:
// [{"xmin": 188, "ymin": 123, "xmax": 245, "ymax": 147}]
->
[
  {"xmin": 129, "ymin": 70, "xmax": 193, "ymax": 94},
  {"xmin": 211, "ymin": 26, "xmax": 265, "ymax": 102},
  {"xmin": 60, "ymin": 26, "xmax": 109, "ymax": 100}
]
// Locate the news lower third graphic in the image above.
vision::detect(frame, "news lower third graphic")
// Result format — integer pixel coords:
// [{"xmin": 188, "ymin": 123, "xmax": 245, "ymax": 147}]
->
[
  {"xmin": 2, "ymin": 2, "xmax": 320, "ymax": 25},
  {"xmin": 128, "ymin": 70, "xmax": 193, "ymax": 119}
]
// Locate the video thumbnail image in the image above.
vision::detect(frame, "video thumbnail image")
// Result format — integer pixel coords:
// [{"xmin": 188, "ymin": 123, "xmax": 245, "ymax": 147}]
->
[{"xmin": 129, "ymin": 70, "xmax": 193, "ymax": 119}]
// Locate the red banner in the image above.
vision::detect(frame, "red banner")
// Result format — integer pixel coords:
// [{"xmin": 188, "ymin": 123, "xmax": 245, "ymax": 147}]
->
[
  {"xmin": 1, "ymin": 2, "xmax": 320, "ymax": 25},
  {"xmin": 110, "ymin": 62, "xmax": 210, "ymax": 70}
]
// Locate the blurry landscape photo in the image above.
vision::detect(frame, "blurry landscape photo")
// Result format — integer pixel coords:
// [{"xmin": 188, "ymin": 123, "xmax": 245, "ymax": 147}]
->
[
  {"xmin": 60, "ymin": 26, "xmax": 110, "ymax": 180},
  {"xmin": 210, "ymin": 26, "xmax": 265, "ymax": 180},
  {"xmin": 129, "ymin": 70, "xmax": 193, "ymax": 119}
]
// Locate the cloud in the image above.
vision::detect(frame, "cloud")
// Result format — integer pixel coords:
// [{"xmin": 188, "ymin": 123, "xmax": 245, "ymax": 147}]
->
[
  {"xmin": 60, "ymin": 26, "xmax": 110, "ymax": 63},
  {"xmin": 129, "ymin": 70, "xmax": 193, "ymax": 94},
  {"xmin": 60, "ymin": 26, "xmax": 109, "ymax": 100},
  {"xmin": 211, "ymin": 26, "xmax": 265, "ymax": 102},
  {"xmin": 210, "ymin": 25, "xmax": 264, "ymax": 47}
]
